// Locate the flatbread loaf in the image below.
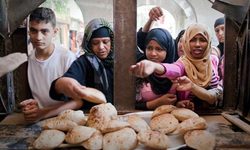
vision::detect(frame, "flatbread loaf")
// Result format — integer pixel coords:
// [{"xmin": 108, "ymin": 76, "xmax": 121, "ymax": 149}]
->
[
  {"xmin": 82, "ymin": 87, "xmax": 107, "ymax": 104},
  {"xmin": 87, "ymin": 103, "xmax": 117, "ymax": 132},
  {"xmin": 42, "ymin": 117, "xmax": 78, "ymax": 131},
  {"xmin": 58, "ymin": 109, "xmax": 87, "ymax": 125},
  {"xmin": 102, "ymin": 119, "xmax": 130, "ymax": 133},
  {"xmin": 150, "ymin": 113, "xmax": 179, "ymax": 134},
  {"xmin": 33, "ymin": 129, "xmax": 65, "ymax": 149},
  {"xmin": 171, "ymin": 108, "xmax": 199, "ymax": 121},
  {"xmin": 127, "ymin": 114, "xmax": 150, "ymax": 133},
  {"xmin": 82, "ymin": 130, "xmax": 103, "ymax": 150},
  {"xmin": 173, "ymin": 117, "xmax": 207, "ymax": 134},
  {"xmin": 151, "ymin": 105, "xmax": 176, "ymax": 118},
  {"xmin": 184, "ymin": 130, "xmax": 215, "ymax": 150},
  {"xmin": 103, "ymin": 127, "xmax": 137, "ymax": 150},
  {"xmin": 137, "ymin": 129, "xmax": 170, "ymax": 149},
  {"xmin": 65, "ymin": 126, "xmax": 96, "ymax": 144}
]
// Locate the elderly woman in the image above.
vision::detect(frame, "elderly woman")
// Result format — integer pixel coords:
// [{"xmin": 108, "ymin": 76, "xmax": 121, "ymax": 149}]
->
[{"xmin": 50, "ymin": 18, "xmax": 114, "ymax": 110}]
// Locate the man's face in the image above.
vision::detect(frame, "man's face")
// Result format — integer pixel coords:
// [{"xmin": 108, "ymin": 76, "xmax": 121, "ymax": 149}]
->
[
  {"xmin": 215, "ymin": 24, "xmax": 225, "ymax": 43},
  {"xmin": 29, "ymin": 21, "xmax": 56, "ymax": 51},
  {"xmin": 90, "ymin": 37, "xmax": 111, "ymax": 59}
]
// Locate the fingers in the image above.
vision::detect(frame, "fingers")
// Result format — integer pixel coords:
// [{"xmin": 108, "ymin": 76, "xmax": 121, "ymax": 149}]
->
[
  {"xmin": 20, "ymin": 99, "xmax": 37, "ymax": 106},
  {"xmin": 149, "ymin": 7, "xmax": 163, "ymax": 21},
  {"xmin": 23, "ymin": 106, "xmax": 39, "ymax": 122}
]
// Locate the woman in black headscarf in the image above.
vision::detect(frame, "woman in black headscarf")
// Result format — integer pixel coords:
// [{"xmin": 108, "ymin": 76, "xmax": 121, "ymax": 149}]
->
[
  {"xmin": 135, "ymin": 28, "xmax": 177, "ymax": 110},
  {"xmin": 50, "ymin": 18, "xmax": 114, "ymax": 110}
]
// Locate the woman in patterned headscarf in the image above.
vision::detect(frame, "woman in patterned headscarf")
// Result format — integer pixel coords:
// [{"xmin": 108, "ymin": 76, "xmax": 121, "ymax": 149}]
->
[
  {"xmin": 50, "ymin": 18, "xmax": 114, "ymax": 110},
  {"xmin": 130, "ymin": 23, "xmax": 220, "ymax": 110}
]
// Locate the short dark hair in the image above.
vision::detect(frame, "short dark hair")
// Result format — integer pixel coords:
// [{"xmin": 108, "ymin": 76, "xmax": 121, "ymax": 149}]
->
[{"xmin": 29, "ymin": 7, "xmax": 56, "ymax": 27}]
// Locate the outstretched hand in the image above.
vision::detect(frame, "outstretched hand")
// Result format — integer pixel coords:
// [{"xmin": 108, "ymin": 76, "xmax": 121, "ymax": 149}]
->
[
  {"xmin": 129, "ymin": 60, "xmax": 163, "ymax": 78},
  {"xmin": 174, "ymin": 76, "xmax": 193, "ymax": 91}
]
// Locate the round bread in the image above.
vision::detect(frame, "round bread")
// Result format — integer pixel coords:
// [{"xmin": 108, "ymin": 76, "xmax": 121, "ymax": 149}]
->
[
  {"xmin": 87, "ymin": 103, "xmax": 117, "ymax": 132},
  {"xmin": 102, "ymin": 119, "xmax": 130, "ymax": 133},
  {"xmin": 58, "ymin": 109, "xmax": 87, "ymax": 125},
  {"xmin": 127, "ymin": 114, "xmax": 150, "ymax": 133},
  {"xmin": 103, "ymin": 127, "xmax": 137, "ymax": 150},
  {"xmin": 82, "ymin": 87, "xmax": 107, "ymax": 103},
  {"xmin": 65, "ymin": 126, "xmax": 96, "ymax": 144},
  {"xmin": 184, "ymin": 130, "xmax": 215, "ymax": 150},
  {"xmin": 173, "ymin": 117, "xmax": 207, "ymax": 134},
  {"xmin": 151, "ymin": 105, "xmax": 176, "ymax": 118},
  {"xmin": 150, "ymin": 113, "xmax": 179, "ymax": 134},
  {"xmin": 171, "ymin": 108, "xmax": 199, "ymax": 121},
  {"xmin": 82, "ymin": 130, "xmax": 103, "ymax": 150},
  {"xmin": 137, "ymin": 129, "xmax": 170, "ymax": 149},
  {"xmin": 42, "ymin": 117, "xmax": 78, "ymax": 131},
  {"xmin": 33, "ymin": 129, "xmax": 65, "ymax": 149}
]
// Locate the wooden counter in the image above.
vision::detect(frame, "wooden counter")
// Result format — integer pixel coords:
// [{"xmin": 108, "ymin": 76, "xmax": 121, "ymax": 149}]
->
[{"xmin": 0, "ymin": 113, "xmax": 249, "ymax": 149}]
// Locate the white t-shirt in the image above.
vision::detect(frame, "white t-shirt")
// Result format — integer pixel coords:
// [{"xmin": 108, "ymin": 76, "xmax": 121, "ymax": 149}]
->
[{"xmin": 28, "ymin": 44, "xmax": 76, "ymax": 108}]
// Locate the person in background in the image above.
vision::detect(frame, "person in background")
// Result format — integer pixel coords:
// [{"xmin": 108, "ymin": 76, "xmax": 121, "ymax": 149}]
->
[
  {"xmin": 214, "ymin": 17, "xmax": 225, "ymax": 58},
  {"xmin": 174, "ymin": 29, "xmax": 185, "ymax": 60},
  {"xmin": 130, "ymin": 24, "xmax": 220, "ymax": 110},
  {"xmin": 135, "ymin": 28, "xmax": 177, "ymax": 110},
  {"xmin": 49, "ymin": 18, "xmax": 114, "ymax": 110},
  {"xmin": 75, "ymin": 31, "xmax": 84, "ymax": 58},
  {"xmin": 137, "ymin": 6, "xmax": 164, "ymax": 52},
  {"xmin": 19, "ymin": 7, "xmax": 81, "ymax": 123},
  {"xmin": 214, "ymin": 17, "xmax": 225, "ymax": 105}
]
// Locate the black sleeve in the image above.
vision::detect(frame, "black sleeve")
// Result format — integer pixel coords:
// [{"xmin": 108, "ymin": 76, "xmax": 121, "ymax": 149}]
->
[
  {"xmin": 137, "ymin": 28, "xmax": 148, "ymax": 51},
  {"xmin": 135, "ymin": 100, "xmax": 149, "ymax": 110},
  {"xmin": 49, "ymin": 56, "xmax": 88, "ymax": 101}
]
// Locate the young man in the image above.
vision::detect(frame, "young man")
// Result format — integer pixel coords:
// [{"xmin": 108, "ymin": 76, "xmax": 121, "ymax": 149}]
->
[
  {"xmin": 20, "ymin": 7, "xmax": 82, "ymax": 123},
  {"xmin": 49, "ymin": 18, "xmax": 114, "ymax": 110}
]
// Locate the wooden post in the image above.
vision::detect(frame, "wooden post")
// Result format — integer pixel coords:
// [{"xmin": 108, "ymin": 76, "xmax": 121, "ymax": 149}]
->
[{"xmin": 114, "ymin": 0, "xmax": 137, "ymax": 113}]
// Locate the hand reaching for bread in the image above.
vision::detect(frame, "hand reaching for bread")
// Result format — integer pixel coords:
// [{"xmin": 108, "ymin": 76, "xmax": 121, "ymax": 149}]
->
[{"xmin": 55, "ymin": 77, "xmax": 106, "ymax": 103}]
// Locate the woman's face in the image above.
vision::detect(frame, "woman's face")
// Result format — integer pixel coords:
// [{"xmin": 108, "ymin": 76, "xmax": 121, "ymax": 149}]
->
[
  {"xmin": 215, "ymin": 24, "xmax": 225, "ymax": 43},
  {"xmin": 146, "ymin": 40, "xmax": 167, "ymax": 63},
  {"xmin": 177, "ymin": 37, "xmax": 184, "ymax": 57},
  {"xmin": 189, "ymin": 34, "xmax": 208, "ymax": 59},
  {"xmin": 91, "ymin": 37, "xmax": 111, "ymax": 59}
]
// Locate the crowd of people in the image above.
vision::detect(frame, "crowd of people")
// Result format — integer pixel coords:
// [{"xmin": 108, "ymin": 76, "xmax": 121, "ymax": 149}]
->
[{"xmin": 1, "ymin": 6, "xmax": 225, "ymax": 123}]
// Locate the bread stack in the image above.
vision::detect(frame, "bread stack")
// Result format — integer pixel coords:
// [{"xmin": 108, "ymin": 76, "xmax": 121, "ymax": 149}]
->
[{"xmin": 32, "ymin": 104, "xmax": 215, "ymax": 150}]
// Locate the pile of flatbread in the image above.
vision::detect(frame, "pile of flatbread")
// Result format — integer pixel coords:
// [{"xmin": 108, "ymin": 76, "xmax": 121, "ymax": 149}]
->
[{"xmin": 32, "ymin": 104, "xmax": 215, "ymax": 150}]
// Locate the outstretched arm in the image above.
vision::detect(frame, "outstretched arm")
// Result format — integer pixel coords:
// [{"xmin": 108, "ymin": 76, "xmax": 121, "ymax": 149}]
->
[
  {"xmin": 142, "ymin": 6, "xmax": 163, "ymax": 32},
  {"xmin": 0, "ymin": 53, "xmax": 27, "ymax": 77},
  {"xmin": 175, "ymin": 76, "xmax": 222, "ymax": 104},
  {"xmin": 129, "ymin": 60, "xmax": 165, "ymax": 78},
  {"xmin": 53, "ymin": 77, "xmax": 107, "ymax": 104}
]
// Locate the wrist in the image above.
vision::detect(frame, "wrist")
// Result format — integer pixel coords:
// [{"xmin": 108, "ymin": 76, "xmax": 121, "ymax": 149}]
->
[{"xmin": 154, "ymin": 63, "xmax": 166, "ymax": 76}]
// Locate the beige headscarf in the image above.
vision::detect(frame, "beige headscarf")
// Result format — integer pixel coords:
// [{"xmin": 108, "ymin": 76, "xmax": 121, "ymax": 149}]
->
[{"xmin": 180, "ymin": 23, "xmax": 212, "ymax": 88}]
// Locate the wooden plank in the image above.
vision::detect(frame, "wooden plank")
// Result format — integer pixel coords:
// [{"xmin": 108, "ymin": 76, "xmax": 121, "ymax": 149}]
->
[{"xmin": 222, "ymin": 113, "xmax": 250, "ymax": 134}]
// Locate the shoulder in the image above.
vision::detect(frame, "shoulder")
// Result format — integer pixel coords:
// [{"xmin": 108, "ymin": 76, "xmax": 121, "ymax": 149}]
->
[{"xmin": 54, "ymin": 44, "xmax": 76, "ymax": 59}]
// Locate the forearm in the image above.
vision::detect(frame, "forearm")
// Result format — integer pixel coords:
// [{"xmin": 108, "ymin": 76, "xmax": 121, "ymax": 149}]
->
[
  {"xmin": 142, "ymin": 19, "xmax": 153, "ymax": 32},
  {"xmin": 40, "ymin": 100, "xmax": 83, "ymax": 120},
  {"xmin": 191, "ymin": 84, "xmax": 221, "ymax": 104}
]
